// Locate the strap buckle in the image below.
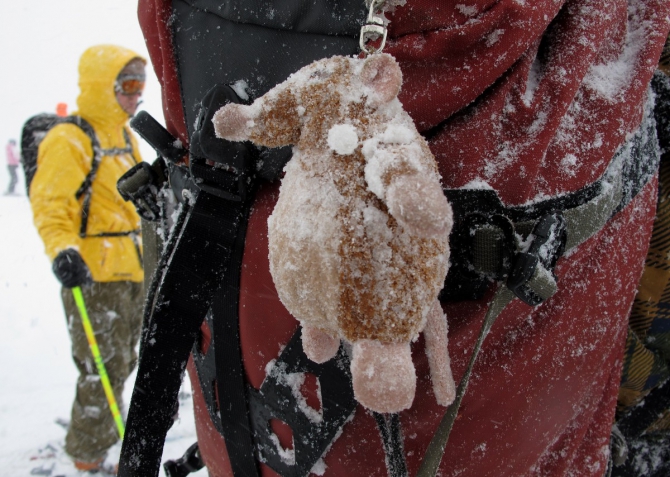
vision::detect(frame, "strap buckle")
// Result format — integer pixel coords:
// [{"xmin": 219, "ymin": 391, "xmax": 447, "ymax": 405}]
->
[
  {"xmin": 189, "ymin": 84, "xmax": 256, "ymax": 202},
  {"xmin": 117, "ymin": 160, "xmax": 165, "ymax": 221},
  {"xmin": 163, "ymin": 442, "xmax": 204, "ymax": 477},
  {"xmin": 507, "ymin": 213, "xmax": 567, "ymax": 306},
  {"xmin": 189, "ymin": 157, "xmax": 249, "ymax": 202}
]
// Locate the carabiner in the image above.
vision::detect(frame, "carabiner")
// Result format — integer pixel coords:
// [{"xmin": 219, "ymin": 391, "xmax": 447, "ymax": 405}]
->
[{"xmin": 360, "ymin": 0, "xmax": 388, "ymax": 55}]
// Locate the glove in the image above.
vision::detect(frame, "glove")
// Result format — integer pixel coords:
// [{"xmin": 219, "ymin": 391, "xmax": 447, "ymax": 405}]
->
[{"xmin": 52, "ymin": 249, "xmax": 92, "ymax": 288}]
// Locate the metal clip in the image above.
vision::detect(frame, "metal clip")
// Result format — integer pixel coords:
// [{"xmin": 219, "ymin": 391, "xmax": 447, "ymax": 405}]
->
[{"xmin": 360, "ymin": 0, "xmax": 388, "ymax": 55}]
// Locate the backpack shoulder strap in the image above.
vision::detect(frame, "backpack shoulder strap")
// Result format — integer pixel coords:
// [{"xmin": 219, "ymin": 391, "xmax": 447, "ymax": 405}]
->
[
  {"xmin": 59, "ymin": 116, "xmax": 136, "ymax": 238},
  {"xmin": 57, "ymin": 116, "xmax": 101, "ymax": 237}
]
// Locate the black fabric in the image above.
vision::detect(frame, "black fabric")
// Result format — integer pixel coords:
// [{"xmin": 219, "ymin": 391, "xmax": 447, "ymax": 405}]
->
[
  {"xmin": 611, "ymin": 432, "xmax": 670, "ymax": 477},
  {"xmin": 617, "ymin": 380, "xmax": 670, "ymax": 440},
  {"xmin": 118, "ymin": 189, "xmax": 253, "ymax": 477},
  {"xmin": 52, "ymin": 249, "xmax": 92, "ymax": 289},
  {"xmin": 182, "ymin": 0, "xmax": 366, "ymax": 36},
  {"xmin": 652, "ymin": 71, "xmax": 670, "ymax": 155},
  {"xmin": 19, "ymin": 113, "xmax": 61, "ymax": 195},
  {"xmin": 171, "ymin": 0, "xmax": 365, "ymax": 181},
  {"xmin": 374, "ymin": 413, "xmax": 408, "ymax": 477},
  {"xmin": 207, "ymin": 187, "xmax": 258, "ymax": 477}
]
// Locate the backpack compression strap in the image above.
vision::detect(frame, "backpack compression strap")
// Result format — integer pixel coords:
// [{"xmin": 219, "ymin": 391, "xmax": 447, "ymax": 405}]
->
[
  {"xmin": 416, "ymin": 97, "xmax": 661, "ymax": 477},
  {"xmin": 118, "ymin": 84, "xmax": 260, "ymax": 477}
]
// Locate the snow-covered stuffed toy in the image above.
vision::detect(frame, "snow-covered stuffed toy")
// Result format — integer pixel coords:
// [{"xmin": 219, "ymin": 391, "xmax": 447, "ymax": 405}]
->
[{"xmin": 213, "ymin": 53, "xmax": 455, "ymax": 413}]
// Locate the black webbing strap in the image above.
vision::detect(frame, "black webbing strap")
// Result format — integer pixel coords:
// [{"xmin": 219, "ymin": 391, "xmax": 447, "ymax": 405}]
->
[
  {"xmin": 118, "ymin": 188, "xmax": 252, "ymax": 477},
  {"xmin": 208, "ymin": 190, "xmax": 259, "ymax": 477},
  {"xmin": 72, "ymin": 122, "xmax": 136, "ymax": 238},
  {"xmin": 374, "ymin": 412, "xmax": 409, "ymax": 477}
]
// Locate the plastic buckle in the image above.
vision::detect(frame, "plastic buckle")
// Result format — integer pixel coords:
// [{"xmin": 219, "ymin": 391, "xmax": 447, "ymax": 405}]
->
[
  {"xmin": 465, "ymin": 213, "xmax": 517, "ymax": 278},
  {"xmin": 507, "ymin": 213, "xmax": 567, "ymax": 306},
  {"xmin": 163, "ymin": 442, "xmax": 204, "ymax": 477},
  {"xmin": 189, "ymin": 156, "xmax": 248, "ymax": 202},
  {"xmin": 116, "ymin": 161, "xmax": 161, "ymax": 221},
  {"xmin": 188, "ymin": 83, "xmax": 255, "ymax": 201}
]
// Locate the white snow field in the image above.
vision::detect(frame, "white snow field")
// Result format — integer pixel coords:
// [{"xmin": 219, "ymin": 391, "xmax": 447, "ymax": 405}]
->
[
  {"xmin": 0, "ymin": 194, "xmax": 206, "ymax": 476},
  {"xmin": 0, "ymin": 1, "xmax": 205, "ymax": 475}
]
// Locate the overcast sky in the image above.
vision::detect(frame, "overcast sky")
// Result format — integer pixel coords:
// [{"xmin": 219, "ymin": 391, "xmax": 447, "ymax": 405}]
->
[{"xmin": 0, "ymin": 1, "xmax": 163, "ymax": 164}]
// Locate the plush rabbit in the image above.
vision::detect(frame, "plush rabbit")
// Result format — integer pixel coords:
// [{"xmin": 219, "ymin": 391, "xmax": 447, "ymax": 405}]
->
[{"xmin": 213, "ymin": 53, "xmax": 455, "ymax": 413}]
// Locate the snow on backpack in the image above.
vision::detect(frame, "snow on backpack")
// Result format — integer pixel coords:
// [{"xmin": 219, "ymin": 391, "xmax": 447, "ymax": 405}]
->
[{"xmin": 117, "ymin": 2, "xmax": 664, "ymax": 477}]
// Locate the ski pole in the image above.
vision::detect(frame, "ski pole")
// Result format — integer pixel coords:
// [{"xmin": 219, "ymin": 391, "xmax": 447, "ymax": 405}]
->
[{"xmin": 72, "ymin": 286, "xmax": 125, "ymax": 440}]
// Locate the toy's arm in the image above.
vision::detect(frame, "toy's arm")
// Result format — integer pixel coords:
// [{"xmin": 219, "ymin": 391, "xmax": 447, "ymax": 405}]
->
[
  {"xmin": 213, "ymin": 90, "xmax": 301, "ymax": 148},
  {"xmin": 364, "ymin": 139, "xmax": 452, "ymax": 238},
  {"xmin": 386, "ymin": 171, "xmax": 452, "ymax": 238}
]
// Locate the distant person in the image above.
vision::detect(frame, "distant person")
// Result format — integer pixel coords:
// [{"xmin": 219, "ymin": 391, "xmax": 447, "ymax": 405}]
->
[
  {"xmin": 56, "ymin": 102, "xmax": 68, "ymax": 118},
  {"xmin": 5, "ymin": 139, "xmax": 19, "ymax": 195},
  {"xmin": 29, "ymin": 45, "xmax": 145, "ymax": 473}
]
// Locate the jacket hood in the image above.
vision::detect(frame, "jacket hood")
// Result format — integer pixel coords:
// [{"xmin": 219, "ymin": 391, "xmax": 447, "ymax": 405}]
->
[{"xmin": 76, "ymin": 45, "xmax": 146, "ymax": 127}]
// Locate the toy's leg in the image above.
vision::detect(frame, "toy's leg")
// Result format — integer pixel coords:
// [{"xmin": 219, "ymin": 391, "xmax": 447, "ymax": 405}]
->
[
  {"xmin": 424, "ymin": 300, "xmax": 456, "ymax": 406},
  {"xmin": 301, "ymin": 326, "xmax": 340, "ymax": 364},
  {"xmin": 351, "ymin": 340, "xmax": 416, "ymax": 413}
]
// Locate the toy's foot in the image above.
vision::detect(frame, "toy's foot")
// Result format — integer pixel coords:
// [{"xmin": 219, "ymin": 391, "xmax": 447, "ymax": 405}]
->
[
  {"xmin": 424, "ymin": 300, "xmax": 456, "ymax": 406},
  {"xmin": 301, "ymin": 326, "xmax": 340, "ymax": 364},
  {"xmin": 351, "ymin": 340, "xmax": 416, "ymax": 413}
]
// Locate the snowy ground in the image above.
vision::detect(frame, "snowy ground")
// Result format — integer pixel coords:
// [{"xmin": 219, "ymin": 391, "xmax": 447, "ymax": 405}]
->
[{"xmin": 0, "ymin": 190, "xmax": 206, "ymax": 475}]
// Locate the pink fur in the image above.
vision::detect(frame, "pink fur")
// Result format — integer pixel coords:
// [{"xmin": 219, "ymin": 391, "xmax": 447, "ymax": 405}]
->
[
  {"xmin": 213, "ymin": 54, "xmax": 454, "ymax": 413},
  {"xmin": 351, "ymin": 340, "xmax": 416, "ymax": 413},
  {"xmin": 424, "ymin": 300, "xmax": 456, "ymax": 406},
  {"xmin": 386, "ymin": 174, "xmax": 454, "ymax": 238},
  {"xmin": 360, "ymin": 54, "xmax": 403, "ymax": 106},
  {"xmin": 302, "ymin": 326, "xmax": 340, "ymax": 364},
  {"xmin": 212, "ymin": 103, "xmax": 250, "ymax": 142}
]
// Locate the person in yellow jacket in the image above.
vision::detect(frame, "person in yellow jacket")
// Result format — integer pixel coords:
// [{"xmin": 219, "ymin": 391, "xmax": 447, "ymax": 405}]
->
[{"xmin": 30, "ymin": 44, "xmax": 146, "ymax": 472}]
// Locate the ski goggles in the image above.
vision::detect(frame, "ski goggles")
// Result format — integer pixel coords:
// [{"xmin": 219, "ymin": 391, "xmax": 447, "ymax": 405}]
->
[{"xmin": 115, "ymin": 74, "xmax": 146, "ymax": 96}]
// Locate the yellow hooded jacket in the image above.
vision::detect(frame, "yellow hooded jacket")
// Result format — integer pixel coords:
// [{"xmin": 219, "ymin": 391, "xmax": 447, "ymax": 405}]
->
[{"xmin": 31, "ymin": 45, "xmax": 145, "ymax": 283}]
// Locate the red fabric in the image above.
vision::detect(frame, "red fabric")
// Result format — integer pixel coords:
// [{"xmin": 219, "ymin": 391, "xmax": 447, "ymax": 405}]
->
[
  {"xmin": 138, "ymin": 0, "xmax": 188, "ymax": 149},
  {"xmin": 139, "ymin": 0, "xmax": 670, "ymax": 475}
]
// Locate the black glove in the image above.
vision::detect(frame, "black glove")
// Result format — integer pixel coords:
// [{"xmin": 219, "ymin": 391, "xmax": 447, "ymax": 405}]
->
[{"xmin": 52, "ymin": 249, "xmax": 92, "ymax": 288}]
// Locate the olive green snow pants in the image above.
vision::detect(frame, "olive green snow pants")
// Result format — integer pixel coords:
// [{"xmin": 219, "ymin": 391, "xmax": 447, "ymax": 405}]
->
[{"xmin": 61, "ymin": 281, "xmax": 144, "ymax": 462}]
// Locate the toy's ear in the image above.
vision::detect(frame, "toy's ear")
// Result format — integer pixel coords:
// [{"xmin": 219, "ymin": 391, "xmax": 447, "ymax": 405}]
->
[{"xmin": 360, "ymin": 53, "xmax": 402, "ymax": 105}]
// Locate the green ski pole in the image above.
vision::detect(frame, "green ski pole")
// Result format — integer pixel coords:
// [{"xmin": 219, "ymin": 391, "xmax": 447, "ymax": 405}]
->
[{"xmin": 72, "ymin": 286, "xmax": 125, "ymax": 440}]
